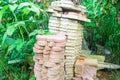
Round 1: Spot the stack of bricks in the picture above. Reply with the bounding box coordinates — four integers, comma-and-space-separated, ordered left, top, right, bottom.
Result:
33, 33, 66, 80
74, 65, 97, 80
47, 0, 90, 80
73, 57, 97, 80
60, 18, 83, 80
49, 16, 60, 33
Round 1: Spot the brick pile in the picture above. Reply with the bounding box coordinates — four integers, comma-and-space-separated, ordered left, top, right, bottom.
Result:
74, 57, 97, 80
33, 34, 66, 80
47, 0, 90, 79
49, 17, 84, 80
61, 18, 83, 80
74, 65, 97, 80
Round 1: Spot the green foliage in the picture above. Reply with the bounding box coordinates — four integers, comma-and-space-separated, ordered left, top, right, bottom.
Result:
29, 75, 36, 80
81, 0, 120, 64
108, 71, 120, 80
0, 0, 50, 80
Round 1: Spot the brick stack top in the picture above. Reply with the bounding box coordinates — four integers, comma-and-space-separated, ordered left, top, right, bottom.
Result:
47, 0, 90, 22
33, 33, 66, 80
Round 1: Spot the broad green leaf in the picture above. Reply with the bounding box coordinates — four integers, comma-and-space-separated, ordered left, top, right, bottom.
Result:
0, 10, 3, 22
2, 21, 25, 45
7, 39, 24, 52
2, 36, 14, 49
15, 21, 25, 27
22, 7, 30, 15
0, 5, 8, 22
29, 30, 39, 37
15, 39, 24, 51
6, 21, 25, 36
30, 3, 40, 16
6, 24, 16, 36
2, 32, 7, 45
18, 2, 30, 9
7, 42, 16, 52
29, 30, 45, 37
9, 4, 18, 12
0, 23, 4, 29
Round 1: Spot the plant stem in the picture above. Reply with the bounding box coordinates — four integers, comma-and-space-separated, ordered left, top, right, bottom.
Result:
18, 26, 25, 41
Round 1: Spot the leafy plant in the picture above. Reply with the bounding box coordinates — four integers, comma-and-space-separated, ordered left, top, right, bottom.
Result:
0, 0, 50, 80
81, 0, 120, 64
108, 71, 120, 80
